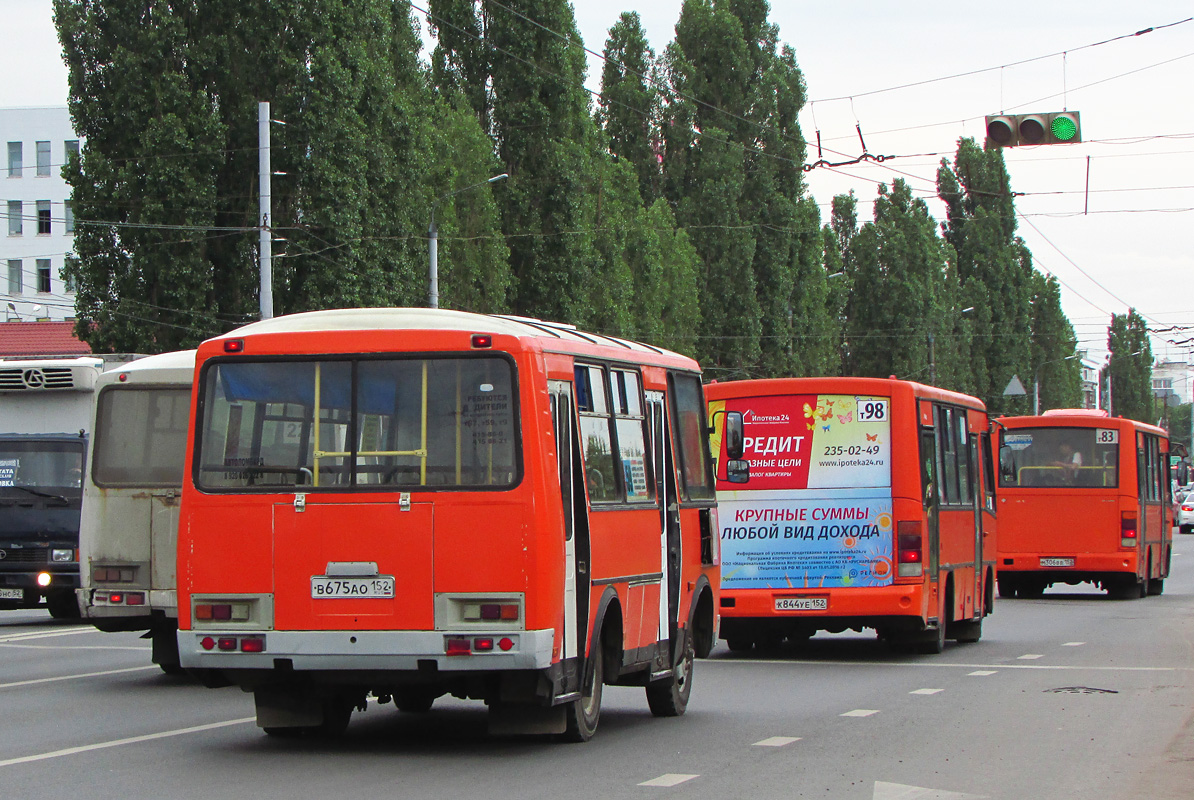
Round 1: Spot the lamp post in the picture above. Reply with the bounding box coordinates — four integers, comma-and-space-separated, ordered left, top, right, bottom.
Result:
429, 173, 508, 309
1034, 353, 1077, 415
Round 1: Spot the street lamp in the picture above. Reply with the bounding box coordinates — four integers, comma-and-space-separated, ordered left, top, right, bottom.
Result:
428, 173, 508, 309
1034, 354, 1077, 415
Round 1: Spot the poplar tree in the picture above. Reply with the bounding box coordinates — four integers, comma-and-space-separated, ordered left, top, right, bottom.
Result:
598, 12, 662, 205
1106, 309, 1154, 422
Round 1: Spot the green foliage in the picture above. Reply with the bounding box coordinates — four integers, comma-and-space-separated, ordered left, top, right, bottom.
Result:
598, 12, 662, 205
1106, 309, 1153, 422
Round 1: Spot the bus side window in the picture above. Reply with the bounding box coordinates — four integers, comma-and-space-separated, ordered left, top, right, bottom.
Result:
576, 365, 619, 503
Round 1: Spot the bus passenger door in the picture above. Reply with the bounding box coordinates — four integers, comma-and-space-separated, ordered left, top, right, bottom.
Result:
647, 391, 679, 663
549, 382, 588, 669
919, 427, 941, 597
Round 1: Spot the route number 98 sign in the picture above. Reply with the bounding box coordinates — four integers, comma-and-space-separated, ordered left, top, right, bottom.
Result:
857, 398, 888, 422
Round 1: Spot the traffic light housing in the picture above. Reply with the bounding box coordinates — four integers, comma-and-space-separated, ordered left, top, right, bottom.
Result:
985, 111, 1081, 147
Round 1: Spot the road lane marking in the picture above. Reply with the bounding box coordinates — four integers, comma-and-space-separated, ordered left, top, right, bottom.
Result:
1018, 654, 1044, 660
706, 659, 1187, 672
639, 774, 698, 787
1061, 642, 1085, 646
753, 736, 802, 747
841, 709, 880, 717
910, 688, 943, 695
873, 781, 987, 799
0, 717, 255, 768
0, 628, 96, 644
968, 670, 997, 676
0, 644, 150, 651
0, 665, 158, 690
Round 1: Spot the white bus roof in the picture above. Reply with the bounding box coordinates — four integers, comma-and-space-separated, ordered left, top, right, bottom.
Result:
98, 350, 196, 387
213, 308, 681, 359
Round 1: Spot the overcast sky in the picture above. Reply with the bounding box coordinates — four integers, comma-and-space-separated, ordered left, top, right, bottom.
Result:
3, 1, 1191, 368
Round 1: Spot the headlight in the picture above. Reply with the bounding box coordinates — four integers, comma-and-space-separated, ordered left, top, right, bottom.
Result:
51, 549, 75, 563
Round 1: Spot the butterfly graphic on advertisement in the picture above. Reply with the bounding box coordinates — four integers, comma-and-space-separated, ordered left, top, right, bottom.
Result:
837, 412, 853, 424
822, 424, 831, 432
865, 433, 880, 442
807, 422, 816, 431
803, 402, 817, 419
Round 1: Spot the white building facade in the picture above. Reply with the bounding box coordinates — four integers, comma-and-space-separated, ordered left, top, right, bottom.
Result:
2, 106, 78, 322
1152, 359, 1192, 406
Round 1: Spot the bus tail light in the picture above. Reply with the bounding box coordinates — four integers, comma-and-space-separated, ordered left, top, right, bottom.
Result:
198, 635, 266, 653
194, 602, 250, 622
471, 334, 492, 349
896, 520, 923, 580
1121, 514, 1138, 548
462, 602, 521, 622
446, 637, 472, 656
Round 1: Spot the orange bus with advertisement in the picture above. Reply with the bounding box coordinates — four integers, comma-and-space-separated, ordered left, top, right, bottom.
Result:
995, 410, 1171, 599
706, 378, 995, 653
176, 309, 723, 740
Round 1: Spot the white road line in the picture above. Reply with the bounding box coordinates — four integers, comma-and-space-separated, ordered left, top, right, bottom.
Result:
0, 644, 150, 651
753, 736, 802, 747
706, 659, 1186, 672
841, 709, 880, 717
909, 688, 943, 695
0, 718, 255, 768
0, 665, 158, 690
1061, 642, 1085, 646
968, 670, 997, 676
639, 774, 699, 787
1018, 654, 1044, 660
0, 628, 96, 644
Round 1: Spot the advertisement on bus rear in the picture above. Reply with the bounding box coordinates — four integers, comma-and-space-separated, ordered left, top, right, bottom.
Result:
711, 394, 894, 589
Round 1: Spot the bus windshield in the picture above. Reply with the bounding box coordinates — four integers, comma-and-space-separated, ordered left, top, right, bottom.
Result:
999, 426, 1118, 488
196, 356, 518, 491
93, 388, 191, 487
0, 440, 85, 496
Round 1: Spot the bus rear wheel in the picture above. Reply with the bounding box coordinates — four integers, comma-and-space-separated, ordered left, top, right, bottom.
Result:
1147, 577, 1165, 596
1108, 576, 1144, 600
725, 637, 754, 653
646, 633, 693, 717
394, 688, 436, 713
996, 576, 1019, 598
949, 616, 983, 643
561, 641, 604, 742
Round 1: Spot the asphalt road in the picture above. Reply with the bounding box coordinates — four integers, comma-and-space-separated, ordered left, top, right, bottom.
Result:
3, 546, 1193, 800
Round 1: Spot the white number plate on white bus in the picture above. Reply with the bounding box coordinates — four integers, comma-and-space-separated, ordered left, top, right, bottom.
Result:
774, 597, 827, 611
0, 588, 22, 600
1039, 557, 1075, 568
311, 576, 395, 599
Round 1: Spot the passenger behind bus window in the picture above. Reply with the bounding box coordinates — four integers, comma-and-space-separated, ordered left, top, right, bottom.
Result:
1052, 442, 1083, 484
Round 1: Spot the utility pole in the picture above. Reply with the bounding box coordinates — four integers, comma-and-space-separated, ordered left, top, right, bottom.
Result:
258, 101, 273, 320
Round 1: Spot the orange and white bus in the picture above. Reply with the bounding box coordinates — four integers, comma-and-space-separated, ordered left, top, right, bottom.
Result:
706, 378, 995, 654
995, 409, 1171, 599
177, 309, 723, 740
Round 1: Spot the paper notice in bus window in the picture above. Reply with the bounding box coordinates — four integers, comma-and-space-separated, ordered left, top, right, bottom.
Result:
0, 459, 16, 487
718, 394, 891, 490
718, 491, 894, 589
1004, 433, 1033, 451
623, 456, 649, 500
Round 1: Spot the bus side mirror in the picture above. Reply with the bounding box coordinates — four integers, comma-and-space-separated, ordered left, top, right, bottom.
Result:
725, 411, 745, 460
999, 446, 1017, 483
726, 459, 750, 484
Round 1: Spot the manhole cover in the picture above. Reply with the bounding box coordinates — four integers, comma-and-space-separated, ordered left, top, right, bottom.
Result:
1045, 686, 1118, 694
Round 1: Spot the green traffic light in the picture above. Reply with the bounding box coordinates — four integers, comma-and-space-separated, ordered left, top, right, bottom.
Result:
1051, 115, 1078, 141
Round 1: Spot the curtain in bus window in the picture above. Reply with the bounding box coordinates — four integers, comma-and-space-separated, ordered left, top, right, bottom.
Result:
955, 411, 973, 504
612, 368, 652, 502
999, 427, 1118, 488
936, 407, 959, 504
93, 388, 190, 486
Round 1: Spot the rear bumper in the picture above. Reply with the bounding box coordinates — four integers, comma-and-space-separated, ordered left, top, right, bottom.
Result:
1000, 552, 1138, 574
721, 583, 928, 629
80, 587, 176, 627
178, 628, 556, 672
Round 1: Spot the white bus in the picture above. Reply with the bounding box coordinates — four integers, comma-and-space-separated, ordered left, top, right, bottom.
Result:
0, 356, 103, 618
79, 351, 194, 670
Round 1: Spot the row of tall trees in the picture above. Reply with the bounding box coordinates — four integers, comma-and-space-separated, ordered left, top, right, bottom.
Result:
56, 0, 1117, 416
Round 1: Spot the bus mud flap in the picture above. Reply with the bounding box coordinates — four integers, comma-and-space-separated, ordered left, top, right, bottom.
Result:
488, 702, 567, 735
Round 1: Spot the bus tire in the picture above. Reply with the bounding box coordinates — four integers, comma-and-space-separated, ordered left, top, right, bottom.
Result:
46, 590, 80, 620
1018, 580, 1045, 599
1147, 577, 1165, 596
646, 631, 694, 718
1108, 577, 1142, 600
561, 637, 604, 742
996, 576, 1019, 598
725, 637, 754, 653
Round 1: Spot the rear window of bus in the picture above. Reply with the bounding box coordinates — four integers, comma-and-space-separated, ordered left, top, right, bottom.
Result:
195, 355, 519, 491
93, 387, 191, 487
999, 426, 1118, 489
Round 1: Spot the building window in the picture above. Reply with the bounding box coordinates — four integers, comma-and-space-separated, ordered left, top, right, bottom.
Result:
65, 140, 79, 164
7, 259, 21, 294
7, 200, 20, 236
6, 142, 20, 177
36, 259, 51, 293
36, 141, 51, 177
64, 200, 74, 234
37, 201, 51, 235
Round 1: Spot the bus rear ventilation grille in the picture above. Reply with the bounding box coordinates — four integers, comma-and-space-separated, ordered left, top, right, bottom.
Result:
1044, 686, 1118, 694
